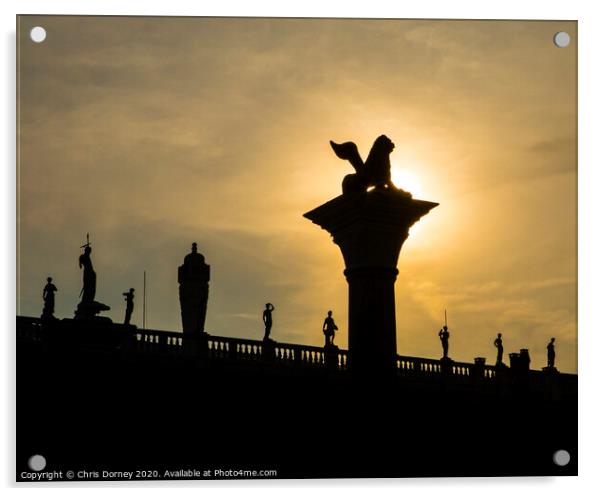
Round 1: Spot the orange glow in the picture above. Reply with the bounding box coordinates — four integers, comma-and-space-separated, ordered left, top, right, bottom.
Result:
391, 166, 424, 199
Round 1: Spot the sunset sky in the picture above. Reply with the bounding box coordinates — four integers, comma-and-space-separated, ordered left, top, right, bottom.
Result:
17, 17, 577, 371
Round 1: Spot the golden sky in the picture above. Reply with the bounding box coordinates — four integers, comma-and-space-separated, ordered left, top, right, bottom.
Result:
17, 17, 577, 371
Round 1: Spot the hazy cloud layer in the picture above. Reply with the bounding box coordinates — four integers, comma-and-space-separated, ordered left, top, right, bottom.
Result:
17, 17, 576, 371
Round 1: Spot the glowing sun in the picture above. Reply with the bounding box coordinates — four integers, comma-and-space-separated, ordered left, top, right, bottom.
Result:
391, 167, 423, 198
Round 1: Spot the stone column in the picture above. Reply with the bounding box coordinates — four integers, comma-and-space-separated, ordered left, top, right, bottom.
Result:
304, 189, 438, 378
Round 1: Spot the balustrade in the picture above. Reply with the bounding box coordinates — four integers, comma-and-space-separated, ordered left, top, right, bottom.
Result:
12, 316, 536, 382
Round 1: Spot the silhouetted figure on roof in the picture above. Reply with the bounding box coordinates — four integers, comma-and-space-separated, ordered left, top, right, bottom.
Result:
547, 338, 556, 368
263, 303, 275, 341
79, 245, 96, 303
178, 242, 210, 334
123, 288, 135, 326
330, 135, 411, 195
438, 325, 450, 359
494, 333, 504, 366
41, 277, 57, 319
322, 310, 338, 347
75, 235, 111, 319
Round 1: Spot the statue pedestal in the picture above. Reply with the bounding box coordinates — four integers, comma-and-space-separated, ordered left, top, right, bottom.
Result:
440, 356, 454, 374
324, 343, 340, 371
74, 300, 111, 319
304, 189, 438, 378
262, 338, 276, 363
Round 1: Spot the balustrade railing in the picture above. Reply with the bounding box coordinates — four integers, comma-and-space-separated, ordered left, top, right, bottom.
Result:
13, 316, 529, 381
128, 326, 347, 370
396, 354, 497, 380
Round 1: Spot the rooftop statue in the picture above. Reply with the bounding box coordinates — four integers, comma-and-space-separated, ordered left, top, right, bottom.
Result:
122, 288, 135, 326
330, 134, 411, 195
322, 310, 338, 348
178, 242, 210, 334
74, 233, 110, 319
262, 303, 275, 342
41, 277, 57, 320
79, 244, 96, 303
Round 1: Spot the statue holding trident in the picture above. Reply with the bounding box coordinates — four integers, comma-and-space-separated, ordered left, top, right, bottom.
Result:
438, 309, 451, 360
79, 233, 96, 303
75, 233, 110, 319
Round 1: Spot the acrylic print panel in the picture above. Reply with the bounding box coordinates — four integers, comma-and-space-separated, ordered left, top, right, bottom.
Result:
16, 16, 577, 480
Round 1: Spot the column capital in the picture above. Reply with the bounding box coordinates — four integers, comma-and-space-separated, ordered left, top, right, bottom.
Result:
304, 189, 438, 270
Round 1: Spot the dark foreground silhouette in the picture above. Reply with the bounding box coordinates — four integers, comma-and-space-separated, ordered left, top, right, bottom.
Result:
17, 317, 577, 480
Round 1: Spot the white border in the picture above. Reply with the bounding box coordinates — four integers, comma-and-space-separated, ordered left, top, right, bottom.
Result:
3, 1, 601, 494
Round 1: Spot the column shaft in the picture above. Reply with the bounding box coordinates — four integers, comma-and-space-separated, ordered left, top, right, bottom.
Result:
345, 267, 398, 376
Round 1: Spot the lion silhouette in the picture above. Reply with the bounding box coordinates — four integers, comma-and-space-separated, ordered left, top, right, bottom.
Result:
330, 135, 399, 194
